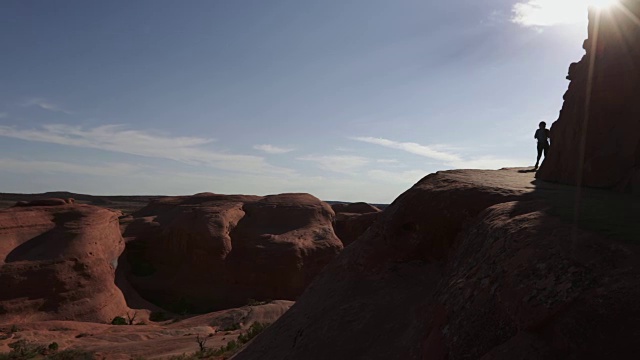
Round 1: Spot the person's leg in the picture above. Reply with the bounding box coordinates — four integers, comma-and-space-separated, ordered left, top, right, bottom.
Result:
535, 143, 543, 168
543, 142, 549, 159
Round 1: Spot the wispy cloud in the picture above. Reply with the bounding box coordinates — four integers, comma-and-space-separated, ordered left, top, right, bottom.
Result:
352, 137, 462, 163
0, 124, 294, 175
353, 136, 527, 169
22, 98, 73, 114
253, 144, 294, 154
297, 155, 370, 174
512, 0, 589, 27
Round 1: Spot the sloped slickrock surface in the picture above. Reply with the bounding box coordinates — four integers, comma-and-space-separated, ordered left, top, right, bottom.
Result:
234, 169, 640, 360
537, 0, 640, 191
0, 200, 129, 323
123, 193, 343, 313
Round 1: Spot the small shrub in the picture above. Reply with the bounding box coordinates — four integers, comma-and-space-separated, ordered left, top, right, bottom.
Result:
9, 325, 19, 333
222, 323, 241, 331
126, 311, 138, 325
7, 340, 46, 358
237, 322, 270, 346
167, 354, 189, 360
46, 349, 96, 360
246, 299, 271, 307
49, 342, 59, 351
149, 311, 167, 322
225, 340, 238, 352
111, 316, 127, 325
195, 334, 207, 352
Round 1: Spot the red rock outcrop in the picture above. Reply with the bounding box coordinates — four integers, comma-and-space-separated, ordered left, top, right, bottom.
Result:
333, 212, 380, 246
0, 200, 129, 323
122, 193, 343, 313
331, 202, 382, 247
537, 0, 640, 192
234, 169, 640, 360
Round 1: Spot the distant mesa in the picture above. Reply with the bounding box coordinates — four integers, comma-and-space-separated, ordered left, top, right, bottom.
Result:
12, 198, 74, 207
331, 202, 381, 215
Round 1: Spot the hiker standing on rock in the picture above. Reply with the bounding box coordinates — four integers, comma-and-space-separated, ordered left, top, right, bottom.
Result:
534, 121, 550, 170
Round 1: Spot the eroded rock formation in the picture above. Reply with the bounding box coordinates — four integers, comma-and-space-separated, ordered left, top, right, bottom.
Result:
537, 0, 640, 192
122, 193, 343, 312
234, 169, 640, 360
0, 200, 129, 323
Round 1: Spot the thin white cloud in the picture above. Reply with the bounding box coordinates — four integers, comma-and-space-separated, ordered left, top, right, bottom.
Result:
352, 137, 462, 163
297, 155, 370, 174
253, 144, 294, 154
512, 0, 590, 27
0, 124, 294, 175
22, 98, 73, 114
353, 136, 528, 169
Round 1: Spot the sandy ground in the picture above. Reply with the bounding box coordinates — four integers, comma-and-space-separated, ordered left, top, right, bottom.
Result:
0, 300, 293, 359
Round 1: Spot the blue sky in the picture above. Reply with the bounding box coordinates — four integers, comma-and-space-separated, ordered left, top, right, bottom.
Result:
0, 0, 596, 202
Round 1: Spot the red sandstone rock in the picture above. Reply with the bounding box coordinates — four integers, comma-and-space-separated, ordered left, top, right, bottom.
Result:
331, 202, 381, 215
123, 193, 343, 312
0, 202, 129, 323
331, 202, 382, 246
333, 212, 380, 246
234, 169, 640, 360
537, 0, 640, 192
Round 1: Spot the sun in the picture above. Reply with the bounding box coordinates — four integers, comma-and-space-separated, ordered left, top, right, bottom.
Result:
587, 0, 618, 9
513, 0, 620, 27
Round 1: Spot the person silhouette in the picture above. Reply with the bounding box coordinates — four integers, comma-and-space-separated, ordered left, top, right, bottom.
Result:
534, 121, 550, 170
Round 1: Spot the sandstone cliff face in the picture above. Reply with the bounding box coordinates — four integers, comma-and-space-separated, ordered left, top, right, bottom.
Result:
537, 0, 640, 191
0, 201, 129, 323
122, 193, 343, 313
234, 169, 640, 360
